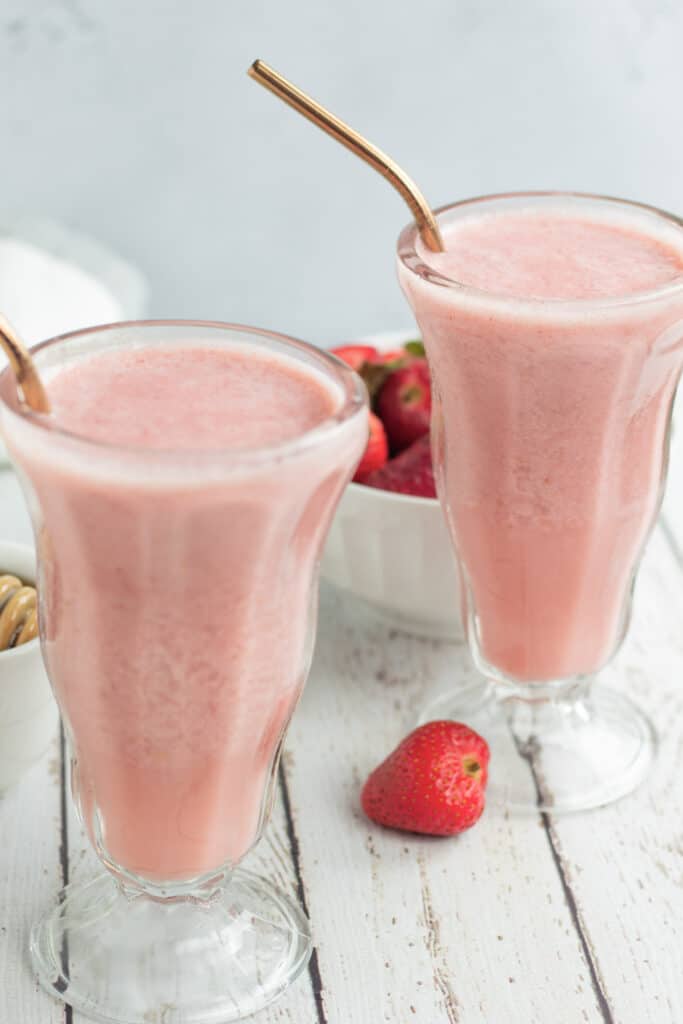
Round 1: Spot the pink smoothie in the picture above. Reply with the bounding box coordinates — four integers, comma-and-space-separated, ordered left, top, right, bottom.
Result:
2, 338, 365, 881
399, 199, 683, 681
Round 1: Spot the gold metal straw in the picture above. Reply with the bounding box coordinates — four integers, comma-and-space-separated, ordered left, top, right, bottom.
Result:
0, 315, 50, 413
248, 59, 445, 253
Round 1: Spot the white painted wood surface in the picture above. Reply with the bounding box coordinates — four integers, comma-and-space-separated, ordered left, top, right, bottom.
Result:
1, 423, 682, 1023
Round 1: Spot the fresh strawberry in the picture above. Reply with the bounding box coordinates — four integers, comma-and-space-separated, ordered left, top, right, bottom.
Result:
376, 358, 431, 452
361, 721, 490, 836
363, 434, 436, 498
331, 344, 379, 371
353, 412, 389, 483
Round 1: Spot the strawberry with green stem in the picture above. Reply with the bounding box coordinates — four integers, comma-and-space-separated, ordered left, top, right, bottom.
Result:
362, 721, 490, 836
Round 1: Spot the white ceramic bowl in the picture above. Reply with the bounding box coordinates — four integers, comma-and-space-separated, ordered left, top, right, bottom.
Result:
0, 542, 58, 793
321, 332, 462, 640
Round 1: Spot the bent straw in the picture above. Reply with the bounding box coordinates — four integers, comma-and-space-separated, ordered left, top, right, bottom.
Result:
248, 60, 444, 253
0, 316, 50, 413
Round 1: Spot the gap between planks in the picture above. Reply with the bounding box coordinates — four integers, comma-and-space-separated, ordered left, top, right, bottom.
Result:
524, 755, 615, 1024
285, 588, 610, 1024
278, 761, 328, 1024
57, 723, 73, 1024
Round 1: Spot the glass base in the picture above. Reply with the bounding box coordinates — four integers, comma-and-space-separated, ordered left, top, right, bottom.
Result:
419, 680, 656, 814
30, 868, 312, 1023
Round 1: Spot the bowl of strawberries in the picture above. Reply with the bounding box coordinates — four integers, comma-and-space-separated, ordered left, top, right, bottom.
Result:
322, 332, 462, 640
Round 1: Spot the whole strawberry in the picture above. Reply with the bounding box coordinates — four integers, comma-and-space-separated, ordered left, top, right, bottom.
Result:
331, 344, 379, 371
363, 434, 436, 498
353, 412, 389, 483
376, 358, 431, 453
361, 721, 489, 836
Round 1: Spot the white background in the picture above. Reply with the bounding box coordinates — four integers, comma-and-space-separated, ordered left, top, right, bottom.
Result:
0, 0, 682, 341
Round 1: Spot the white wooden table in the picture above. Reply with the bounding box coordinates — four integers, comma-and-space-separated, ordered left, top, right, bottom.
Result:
1, 418, 682, 1024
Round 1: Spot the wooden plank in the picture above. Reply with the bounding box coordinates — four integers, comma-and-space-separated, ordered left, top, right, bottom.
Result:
0, 734, 64, 1024
549, 526, 683, 1024
285, 585, 605, 1024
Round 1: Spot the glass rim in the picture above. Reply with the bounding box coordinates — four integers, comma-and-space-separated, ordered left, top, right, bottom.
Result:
397, 190, 683, 311
0, 319, 367, 463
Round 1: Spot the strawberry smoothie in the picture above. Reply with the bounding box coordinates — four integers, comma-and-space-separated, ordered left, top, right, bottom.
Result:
399, 195, 683, 682
1, 325, 366, 882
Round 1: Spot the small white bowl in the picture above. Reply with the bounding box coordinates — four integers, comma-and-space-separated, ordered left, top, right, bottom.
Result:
321, 332, 462, 640
0, 542, 58, 793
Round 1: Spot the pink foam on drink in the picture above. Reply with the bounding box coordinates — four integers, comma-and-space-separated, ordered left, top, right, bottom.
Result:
425, 210, 683, 299
48, 346, 337, 449
10, 343, 363, 881
400, 204, 683, 681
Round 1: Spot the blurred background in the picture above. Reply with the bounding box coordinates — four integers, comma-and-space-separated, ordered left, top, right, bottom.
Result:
0, 0, 682, 343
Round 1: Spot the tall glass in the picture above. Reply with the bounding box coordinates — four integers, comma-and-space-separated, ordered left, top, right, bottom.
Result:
0, 321, 367, 1022
398, 193, 683, 813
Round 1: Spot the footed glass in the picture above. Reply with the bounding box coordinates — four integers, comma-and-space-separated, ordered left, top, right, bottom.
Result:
0, 321, 367, 1022
398, 193, 683, 813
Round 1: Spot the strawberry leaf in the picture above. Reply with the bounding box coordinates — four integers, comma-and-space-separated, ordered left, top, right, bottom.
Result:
403, 339, 425, 358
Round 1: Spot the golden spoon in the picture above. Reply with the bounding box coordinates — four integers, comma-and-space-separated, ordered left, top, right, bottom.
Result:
0, 315, 50, 413
248, 59, 444, 254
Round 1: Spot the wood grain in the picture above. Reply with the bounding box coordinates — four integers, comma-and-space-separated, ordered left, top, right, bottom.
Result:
549, 528, 683, 1024
284, 587, 608, 1024
0, 735, 64, 1024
